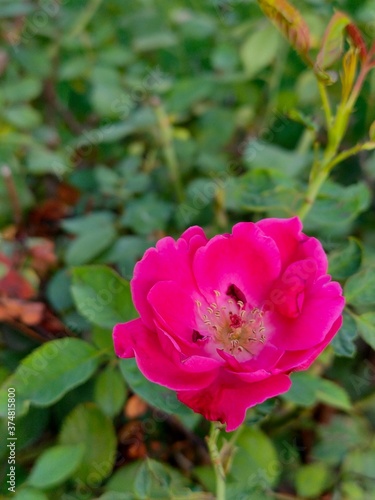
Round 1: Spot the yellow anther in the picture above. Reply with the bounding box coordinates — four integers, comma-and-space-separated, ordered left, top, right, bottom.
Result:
210, 302, 217, 309
237, 300, 244, 308
214, 290, 221, 297
207, 307, 214, 314
195, 300, 202, 307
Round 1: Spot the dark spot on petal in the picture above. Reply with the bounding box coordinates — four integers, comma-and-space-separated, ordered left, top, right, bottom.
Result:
226, 284, 247, 305
192, 330, 205, 342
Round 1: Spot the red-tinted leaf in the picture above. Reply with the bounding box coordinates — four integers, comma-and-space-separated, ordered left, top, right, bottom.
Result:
0, 297, 44, 325
29, 240, 58, 275
316, 11, 351, 71
258, 0, 311, 58
0, 254, 35, 300
346, 23, 368, 62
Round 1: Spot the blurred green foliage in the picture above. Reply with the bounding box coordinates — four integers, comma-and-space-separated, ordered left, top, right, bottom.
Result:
1, 0, 375, 498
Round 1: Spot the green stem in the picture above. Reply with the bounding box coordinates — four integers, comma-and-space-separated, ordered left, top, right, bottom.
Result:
65, 0, 104, 39
326, 141, 375, 171
153, 101, 184, 203
297, 168, 328, 221
208, 423, 226, 500
318, 81, 333, 129
297, 97, 355, 220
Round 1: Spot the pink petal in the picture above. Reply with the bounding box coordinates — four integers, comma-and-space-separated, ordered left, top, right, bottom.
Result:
269, 277, 345, 350
256, 217, 328, 275
270, 258, 318, 319
114, 318, 221, 391
177, 373, 291, 431
131, 236, 197, 329
275, 316, 343, 372
181, 225, 208, 248
295, 237, 328, 276
256, 217, 302, 267
147, 280, 202, 347
193, 222, 281, 305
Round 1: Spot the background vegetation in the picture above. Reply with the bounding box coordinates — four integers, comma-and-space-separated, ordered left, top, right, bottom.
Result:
1, 0, 375, 498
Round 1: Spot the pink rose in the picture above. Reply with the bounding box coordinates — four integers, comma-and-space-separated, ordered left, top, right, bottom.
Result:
113, 218, 344, 431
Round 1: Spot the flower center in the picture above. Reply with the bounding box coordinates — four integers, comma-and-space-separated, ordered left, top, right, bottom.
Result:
193, 285, 267, 358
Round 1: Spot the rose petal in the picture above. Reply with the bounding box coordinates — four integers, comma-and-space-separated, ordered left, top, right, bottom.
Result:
147, 280, 203, 348
177, 373, 291, 431
256, 217, 328, 275
275, 316, 343, 372
193, 222, 281, 305
269, 277, 345, 350
131, 236, 198, 329
114, 319, 221, 391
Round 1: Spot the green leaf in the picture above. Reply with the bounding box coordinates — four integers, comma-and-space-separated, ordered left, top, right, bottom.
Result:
244, 140, 310, 177
0, 338, 100, 416
65, 224, 117, 266
305, 181, 371, 237
13, 489, 48, 500
316, 379, 351, 411
312, 415, 367, 466
26, 146, 72, 176
119, 359, 195, 419
120, 195, 173, 236
345, 267, 375, 309
98, 236, 151, 279
46, 268, 74, 313
3, 77, 42, 103
133, 458, 191, 498
283, 373, 351, 410
258, 0, 311, 57
282, 371, 319, 407
328, 238, 362, 281
232, 427, 280, 488
14, 407, 49, 452
331, 310, 358, 357
240, 25, 280, 78
344, 449, 375, 479
354, 313, 375, 350
106, 461, 143, 494
224, 169, 300, 215
59, 403, 116, 484
71, 265, 137, 328
166, 78, 215, 114
61, 211, 115, 235
94, 366, 127, 417
4, 105, 42, 129
315, 11, 351, 71
295, 463, 330, 498
27, 444, 85, 489
72, 107, 157, 146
